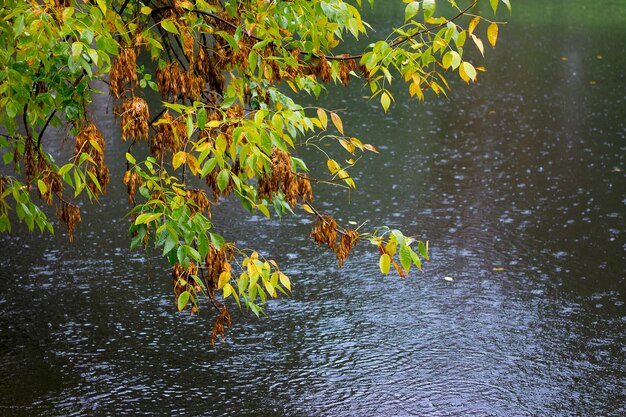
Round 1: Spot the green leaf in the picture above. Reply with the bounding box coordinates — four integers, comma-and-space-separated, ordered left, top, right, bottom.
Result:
37, 180, 48, 196
6, 101, 17, 118
404, 1, 420, 22
197, 108, 207, 130
399, 244, 412, 273
71, 42, 83, 59
186, 114, 194, 139
257, 204, 270, 218
410, 249, 422, 271
418, 241, 429, 260
163, 235, 177, 255
197, 232, 209, 259
161, 19, 179, 34
177, 291, 191, 311
187, 246, 201, 263
217, 169, 229, 192
379, 253, 391, 275
442, 51, 461, 70
490, 0, 498, 13
423, 0, 436, 20
210, 232, 225, 250
177, 245, 186, 265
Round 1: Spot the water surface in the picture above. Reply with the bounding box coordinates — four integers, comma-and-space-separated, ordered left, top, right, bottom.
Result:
1, 1, 624, 416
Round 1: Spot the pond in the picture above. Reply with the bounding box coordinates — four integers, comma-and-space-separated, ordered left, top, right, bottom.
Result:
1, 1, 624, 416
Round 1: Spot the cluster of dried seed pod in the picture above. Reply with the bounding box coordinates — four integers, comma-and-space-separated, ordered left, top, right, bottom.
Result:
338, 58, 357, 86
23, 139, 36, 190
123, 170, 142, 205
74, 123, 110, 195
172, 261, 199, 303
257, 148, 312, 206
211, 306, 231, 346
205, 245, 233, 294
187, 188, 211, 218
36, 167, 62, 205
317, 55, 332, 83
358, 63, 370, 81
284, 48, 302, 79
57, 201, 81, 241
262, 45, 281, 82
156, 63, 202, 102
120, 97, 149, 141
151, 111, 186, 161
311, 215, 359, 267
109, 48, 138, 99
336, 229, 358, 267
311, 214, 338, 250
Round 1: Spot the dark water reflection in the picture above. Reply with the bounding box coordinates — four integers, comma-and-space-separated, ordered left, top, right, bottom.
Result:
1, 1, 625, 416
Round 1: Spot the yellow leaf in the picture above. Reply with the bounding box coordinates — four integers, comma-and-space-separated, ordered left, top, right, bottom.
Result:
264, 280, 277, 298
317, 108, 328, 129
257, 203, 270, 218
279, 272, 291, 291
186, 154, 200, 175
207, 120, 221, 128
330, 112, 344, 135
471, 34, 484, 56
338, 138, 355, 154
218, 271, 231, 289
223, 283, 233, 298
459, 61, 477, 83
327, 158, 340, 174
172, 151, 187, 169
363, 143, 379, 153
487, 22, 498, 47
302, 203, 315, 214
380, 91, 391, 112
468, 16, 480, 35
379, 253, 391, 274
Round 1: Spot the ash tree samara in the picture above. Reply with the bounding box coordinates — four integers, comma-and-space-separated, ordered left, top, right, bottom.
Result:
0, 0, 510, 343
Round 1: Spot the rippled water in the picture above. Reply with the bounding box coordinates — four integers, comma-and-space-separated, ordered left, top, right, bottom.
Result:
1, 1, 625, 416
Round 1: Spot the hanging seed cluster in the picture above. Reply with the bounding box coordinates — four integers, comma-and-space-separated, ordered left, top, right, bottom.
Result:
258, 148, 312, 206
172, 261, 198, 303
358, 63, 371, 81
338, 58, 357, 86
204, 245, 232, 293
120, 97, 149, 141
74, 123, 109, 194
311, 215, 359, 267
311, 215, 338, 250
22, 139, 64, 205
187, 188, 211, 218
123, 170, 142, 205
151, 111, 186, 161
37, 167, 62, 205
211, 306, 231, 346
284, 48, 302, 79
57, 201, 81, 241
109, 48, 138, 99
336, 229, 358, 267
156, 63, 202, 102
23, 139, 35, 190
